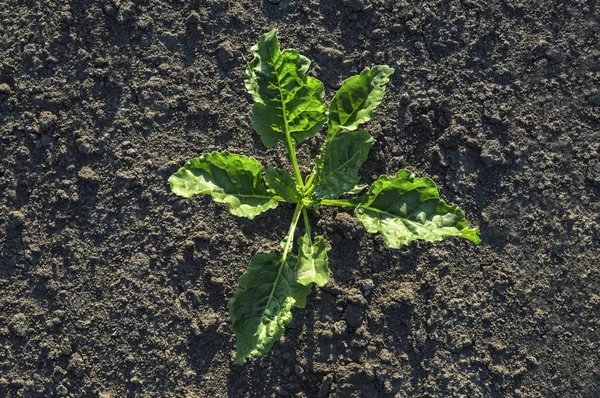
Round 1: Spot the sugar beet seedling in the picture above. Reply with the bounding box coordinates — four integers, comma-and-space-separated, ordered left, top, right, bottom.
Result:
169, 30, 480, 363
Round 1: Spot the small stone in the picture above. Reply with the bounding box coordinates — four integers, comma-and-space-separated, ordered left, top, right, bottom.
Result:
161, 32, 179, 51
294, 365, 304, 377
187, 10, 200, 25
372, 29, 384, 40
361, 279, 374, 296
94, 57, 108, 67
319, 374, 334, 398
76, 137, 94, 154
346, 304, 364, 327
495, 280, 509, 296
8, 211, 25, 228
75, 319, 91, 330
586, 159, 600, 187
9, 313, 28, 337
343, 0, 367, 11
38, 111, 57, 133
480, 139, 509, 168
588, 94, 600, 107
46, 317, 62, 330
68, 353, 86, 377
390, 24, 404, 33
116, 2, 134, 25
56, 384, 68, 396
419, 114, 432, 131
0, 83, 11, 95
136, 15, 153, 31
399, 93, 411, 105
158, 63, 171, 75
217, 41, 236, 70
78, 166, 100, 183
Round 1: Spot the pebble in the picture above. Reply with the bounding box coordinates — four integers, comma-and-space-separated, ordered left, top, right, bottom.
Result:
391, 23, 404, 33
187, 10, 200, 25
0, 83, 11, 95
480, 139, 508, 168
400, 93, 411, 105
343, 0, 367, 11
56, 384, 68, 396
8, 211, 25, 228
8, 313, 28, 337
217, 41, 236, 70
361, 279, 374, 296
77, 138, 93, 155
77, 166, 100, 183
318, 374, 334, 398
68, 353, 86, 377
419, 114, 433, 131
161, 32, 179, 51
586, 159, 600, 187
345, 303, 364, 327
38, 111, 57, 133
93, 57, 108, 67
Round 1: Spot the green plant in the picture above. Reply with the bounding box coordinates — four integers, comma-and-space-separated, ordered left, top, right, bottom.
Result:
168, 29, 480, 364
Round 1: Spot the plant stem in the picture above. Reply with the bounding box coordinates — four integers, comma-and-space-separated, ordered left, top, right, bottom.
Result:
302, 208, 311, 237
305, 169, 317, 189
320, 198, 358, 209
281, 202, 304, 260
284, 134, 305, 189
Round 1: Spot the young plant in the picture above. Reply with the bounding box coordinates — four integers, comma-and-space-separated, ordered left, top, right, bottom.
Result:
169, 30, 480, 363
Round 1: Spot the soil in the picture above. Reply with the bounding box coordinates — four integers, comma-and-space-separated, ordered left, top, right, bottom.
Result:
1, 0, 599, 397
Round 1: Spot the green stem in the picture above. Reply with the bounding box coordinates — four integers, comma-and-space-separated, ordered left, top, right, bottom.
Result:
281, 202, 304, 260
302, 208, 311, 237
320, 198, 358, 209
303, 183, 315, 197
305, 169, 317, 189
284, 134, 305, 189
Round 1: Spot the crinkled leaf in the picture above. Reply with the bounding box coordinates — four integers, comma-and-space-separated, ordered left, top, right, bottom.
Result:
168, 152, 278, 219
229, 253, 311, 364
313, 130, 375, 200
246, 29, 326, 148
327, 65, 394, 140
265, 167, 299, 203
355, 170, 481, 248
344, 184, 368, 196
296, 233, 330, 287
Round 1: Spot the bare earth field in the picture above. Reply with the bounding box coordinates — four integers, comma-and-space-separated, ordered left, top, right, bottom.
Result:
1, 0, 599, 397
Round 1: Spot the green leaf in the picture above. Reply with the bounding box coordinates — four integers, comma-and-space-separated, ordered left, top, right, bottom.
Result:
229, 252, 311, 364
246, 29, 327, 148
327, 65, 394, 140
168, 152, 278, 219
355, 170, 481, 248
313, 130, 375, 200
296, 233, 330, 287
265, 167, 299, 203
343, 184, 368, 196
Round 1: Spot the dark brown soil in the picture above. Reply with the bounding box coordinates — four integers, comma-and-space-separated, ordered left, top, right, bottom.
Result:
1, 0, 599, 397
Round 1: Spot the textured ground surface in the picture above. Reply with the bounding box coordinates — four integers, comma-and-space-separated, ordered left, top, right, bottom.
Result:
1, 0, 599, 397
